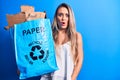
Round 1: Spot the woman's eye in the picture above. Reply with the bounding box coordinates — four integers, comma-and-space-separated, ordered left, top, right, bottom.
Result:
58, 13, 63, 17
57, 13, 69, 18
66, 14, 69, 17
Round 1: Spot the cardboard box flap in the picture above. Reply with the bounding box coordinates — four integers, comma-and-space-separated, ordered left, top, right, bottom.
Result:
27, 12, 46, 20
21, 5, 34, 18
6, 12, 26, 27
4, 12, 26, 30
21, 5, 34, 13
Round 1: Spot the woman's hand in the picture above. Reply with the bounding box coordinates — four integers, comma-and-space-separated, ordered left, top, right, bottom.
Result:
17, 69, 20, 76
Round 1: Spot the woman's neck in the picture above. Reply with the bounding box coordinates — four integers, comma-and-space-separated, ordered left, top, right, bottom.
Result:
56, 30, 69, 45
59, 29, 66, 34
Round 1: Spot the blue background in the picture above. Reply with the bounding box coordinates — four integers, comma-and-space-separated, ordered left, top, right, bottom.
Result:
0, 0, 120, 80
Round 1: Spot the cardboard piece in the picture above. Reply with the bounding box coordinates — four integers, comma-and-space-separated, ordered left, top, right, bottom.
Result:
5, 5, 46, 30
21, 5, 34, 13
21, 5, 34, 18
27, 12, 46, 20
5, 12, 26, 30
6, 13, 26, 27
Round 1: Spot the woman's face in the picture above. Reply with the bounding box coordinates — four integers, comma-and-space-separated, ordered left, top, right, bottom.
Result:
57, 7, 69, 30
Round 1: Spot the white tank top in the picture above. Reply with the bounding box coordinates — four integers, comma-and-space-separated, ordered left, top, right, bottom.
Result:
52, 41, 74, 80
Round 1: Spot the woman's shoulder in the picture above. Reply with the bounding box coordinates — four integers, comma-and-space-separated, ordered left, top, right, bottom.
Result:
75, 32, 82, 44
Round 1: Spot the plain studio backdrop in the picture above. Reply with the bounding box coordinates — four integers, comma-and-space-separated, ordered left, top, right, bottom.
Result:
0, 0, 120, 80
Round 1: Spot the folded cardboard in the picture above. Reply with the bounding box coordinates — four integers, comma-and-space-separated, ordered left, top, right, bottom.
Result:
21, 5, 34, 13
27, 12, 46, 20
5, 5, 46, 30
21, 5, 34, 18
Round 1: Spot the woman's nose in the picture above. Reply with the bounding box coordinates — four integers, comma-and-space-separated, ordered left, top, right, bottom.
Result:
62, 15, 66, 20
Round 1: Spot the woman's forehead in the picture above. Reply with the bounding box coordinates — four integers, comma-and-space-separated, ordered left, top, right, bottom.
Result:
57, 7, 68, 13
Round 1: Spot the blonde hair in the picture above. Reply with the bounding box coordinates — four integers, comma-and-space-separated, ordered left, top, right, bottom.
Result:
52, 3, 77, 63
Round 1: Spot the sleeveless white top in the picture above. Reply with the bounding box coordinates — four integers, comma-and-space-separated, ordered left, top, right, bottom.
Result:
52, 41, 74, 79
40, 42, 74, 80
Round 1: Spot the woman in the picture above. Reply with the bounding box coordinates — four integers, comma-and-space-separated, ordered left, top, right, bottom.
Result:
41, 3, 83, 80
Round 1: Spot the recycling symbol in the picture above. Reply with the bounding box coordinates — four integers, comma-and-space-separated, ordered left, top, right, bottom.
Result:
30, 45, 45, 60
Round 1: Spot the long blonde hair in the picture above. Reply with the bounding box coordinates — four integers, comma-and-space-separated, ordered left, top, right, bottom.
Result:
52, 3, 77, 63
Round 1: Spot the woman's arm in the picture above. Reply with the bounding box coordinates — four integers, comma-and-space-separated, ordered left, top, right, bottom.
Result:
71, 32, 83, 80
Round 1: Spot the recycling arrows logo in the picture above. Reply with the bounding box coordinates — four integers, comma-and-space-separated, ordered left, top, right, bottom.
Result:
25, 41, 49, 64
30, 45, 45, 60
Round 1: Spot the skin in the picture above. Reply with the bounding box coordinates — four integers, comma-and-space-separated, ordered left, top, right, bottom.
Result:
56, 7, 69, 44
71, 32, 83, 80
56, 7, 83, 80
57, 7, 69, 30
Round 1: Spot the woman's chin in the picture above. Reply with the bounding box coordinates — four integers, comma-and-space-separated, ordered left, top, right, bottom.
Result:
59, 27, 67, 30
